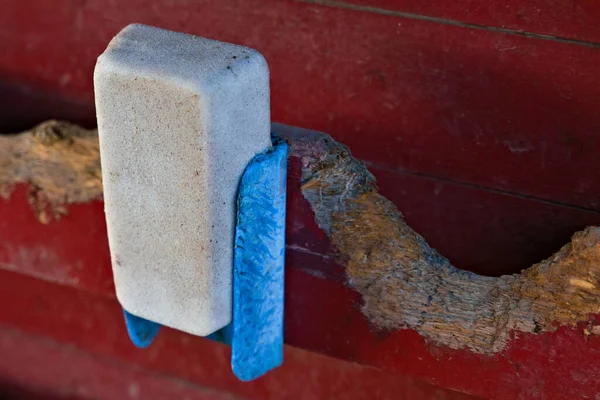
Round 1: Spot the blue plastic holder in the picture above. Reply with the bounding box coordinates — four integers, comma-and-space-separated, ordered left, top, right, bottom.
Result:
123, 309, 161, 348
121, 139, 288, 381
231, 139, 287, 381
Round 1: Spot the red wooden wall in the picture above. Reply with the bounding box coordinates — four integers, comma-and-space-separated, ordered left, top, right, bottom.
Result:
1, 1, 600, 399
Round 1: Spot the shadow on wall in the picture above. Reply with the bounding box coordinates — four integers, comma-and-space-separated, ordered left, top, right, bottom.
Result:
0, 75, 96, 134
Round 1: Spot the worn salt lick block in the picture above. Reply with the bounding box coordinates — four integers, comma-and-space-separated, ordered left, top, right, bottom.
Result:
94, 24, 271, 336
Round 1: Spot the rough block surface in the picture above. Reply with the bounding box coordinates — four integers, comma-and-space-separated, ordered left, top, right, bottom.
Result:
94, 24, 271, 336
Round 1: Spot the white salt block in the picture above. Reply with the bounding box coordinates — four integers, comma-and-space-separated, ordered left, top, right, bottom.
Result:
94, 24, 271, 336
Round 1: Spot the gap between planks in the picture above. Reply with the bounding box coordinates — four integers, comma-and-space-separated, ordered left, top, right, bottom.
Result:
297, 0, 600, 49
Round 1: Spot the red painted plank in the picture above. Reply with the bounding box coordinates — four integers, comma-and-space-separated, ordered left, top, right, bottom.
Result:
302, 0, 600, 44
2, 152, 600, 398
1, 122, 599, 394
0, 273, 479, 400
372, 167, 600, 276
282, 266, 600, 400
2, 264, 599, 400
4, 146, 600, 291
0, 329, 239, 400
1, 177, 600, 398
287, 156, 600, 278
0, 186, 114, 294
2, 0, 600, 209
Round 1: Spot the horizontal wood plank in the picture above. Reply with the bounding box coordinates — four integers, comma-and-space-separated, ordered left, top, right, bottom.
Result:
0, 259, 598, 400
300, 0, 600, 44
0, 272, 479, 400
2, 0, 600, 209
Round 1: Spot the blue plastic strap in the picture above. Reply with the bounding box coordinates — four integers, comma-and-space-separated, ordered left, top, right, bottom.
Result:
123, 309, 161, 348
231, 140, 288, 381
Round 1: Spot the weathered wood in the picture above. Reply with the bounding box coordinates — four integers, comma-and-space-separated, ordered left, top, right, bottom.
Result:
0, 121, 101, 223
282, 125, 600, 352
